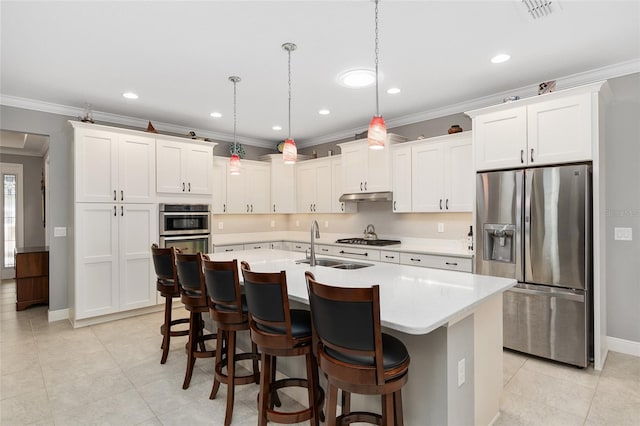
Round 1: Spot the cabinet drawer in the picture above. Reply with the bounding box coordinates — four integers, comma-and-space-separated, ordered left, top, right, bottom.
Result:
244, 243, 268, 250
380, 250, 400, 264
334, 247, 380, 261
400, 252, 472, 272
291, 242, 311, 253
214, 244, 245, 253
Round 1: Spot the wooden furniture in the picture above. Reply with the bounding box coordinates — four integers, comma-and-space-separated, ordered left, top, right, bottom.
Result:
305, 272, 410, 426
151, 244, 189, 364
241, 261, 323, 426
200, 256, 259, 426
175, 253, 216, 389
15, 247, 49, 311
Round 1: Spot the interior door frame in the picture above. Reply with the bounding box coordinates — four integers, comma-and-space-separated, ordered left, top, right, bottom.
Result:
1, 162, 24, 279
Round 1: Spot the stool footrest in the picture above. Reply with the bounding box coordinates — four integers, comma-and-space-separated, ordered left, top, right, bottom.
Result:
339, 411, 382, 426
215, 352, 260, 386
263, 378, 325, 425
160, 318, 190, 337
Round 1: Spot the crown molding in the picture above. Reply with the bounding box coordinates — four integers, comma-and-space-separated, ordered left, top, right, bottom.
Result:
2, 59, 639, 150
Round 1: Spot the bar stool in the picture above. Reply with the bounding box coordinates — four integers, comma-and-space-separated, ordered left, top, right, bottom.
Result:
175, 252, 217, 389
305, 272, 410, 426
241, 261, 324, 426
199, 255, 260, 426
151, 244, 189, 364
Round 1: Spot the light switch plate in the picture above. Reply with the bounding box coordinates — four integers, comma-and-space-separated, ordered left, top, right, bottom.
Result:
54, 227, 67, 237
614, 227, 632, 241
457, 358, 465, 387
218, 222, 223, 230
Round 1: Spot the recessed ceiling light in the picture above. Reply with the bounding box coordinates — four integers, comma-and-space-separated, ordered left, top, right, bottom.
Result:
272, 125, 282, 131
318, 109, 331, 115
210, 112, 222, 118
491, 53, 511, 64
122, 92, 139, 99
337, 69, 376, 88
387, 87, 401, 94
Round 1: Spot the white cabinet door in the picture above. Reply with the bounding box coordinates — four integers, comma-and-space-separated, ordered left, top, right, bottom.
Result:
315, 159, 332, 213
271, 158, 296, 213
392, 145, 412, 212
226, 170, 247, 213
527, 93, 592, 165
366, 146, 392, 192
118, 134, 155, 203
444, 138, 473, 212
246, 163, 271, 213
212, 157, 227, 214
296, 163, 316, 213
75, 203, 119, 319
185, 144, 213, 195
412, 143, 444, 212
340, 143, 368, 194
75, 129, 118, 203
330, 158, 355, 213
156, 139, 186, 193
474, 106, 527, 171
118, 204, 156, 310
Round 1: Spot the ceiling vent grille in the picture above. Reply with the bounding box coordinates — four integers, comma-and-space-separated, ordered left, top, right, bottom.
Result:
522, 0, 559, 19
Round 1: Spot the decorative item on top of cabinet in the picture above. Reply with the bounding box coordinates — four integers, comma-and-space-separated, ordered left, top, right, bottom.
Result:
448, 124, 463, 134
15, 247, 49, 311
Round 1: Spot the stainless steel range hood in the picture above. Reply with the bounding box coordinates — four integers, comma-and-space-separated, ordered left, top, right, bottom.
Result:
339, 192, 393, 202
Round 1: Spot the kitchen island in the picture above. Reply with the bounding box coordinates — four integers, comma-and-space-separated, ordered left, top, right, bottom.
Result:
209, 249, 516, 426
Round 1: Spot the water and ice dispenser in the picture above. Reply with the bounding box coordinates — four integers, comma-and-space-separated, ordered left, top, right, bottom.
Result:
482, 224, 516, 263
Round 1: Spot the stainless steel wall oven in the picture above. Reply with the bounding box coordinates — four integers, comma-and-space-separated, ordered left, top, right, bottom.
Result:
159, 204, 211, 254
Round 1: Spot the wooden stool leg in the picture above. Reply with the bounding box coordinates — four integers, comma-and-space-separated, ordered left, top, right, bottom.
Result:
326, 382, 339, 426
210, 329, 225, 399
305, 353, 319, 426
182, 312, 197, 389
393, 390, 404, 426
224, 329, 237, 426
258, 352, 271, 426
382, 394, 394, 426
160, 296, 172, 364
341, 390, 351, 417
197, 313, 207, 353
251, 341, 260, 384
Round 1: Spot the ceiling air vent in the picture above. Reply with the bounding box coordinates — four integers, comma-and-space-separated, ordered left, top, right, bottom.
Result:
522, 0, 560, 20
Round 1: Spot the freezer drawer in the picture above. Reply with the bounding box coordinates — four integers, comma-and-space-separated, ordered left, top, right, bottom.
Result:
503, 284, 589, 367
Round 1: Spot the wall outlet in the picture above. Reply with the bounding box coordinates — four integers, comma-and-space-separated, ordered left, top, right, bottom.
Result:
54, 227, 67, 237
614, 227, 632, 241
217, 222, 223, 230
457, 358, 465, 387
324, 221, 329, 228
270, 220, 276, 228
296, 220, 300, 227
438, 223, 445, 233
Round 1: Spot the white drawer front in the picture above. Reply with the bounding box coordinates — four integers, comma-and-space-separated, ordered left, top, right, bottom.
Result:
244, 243, 268, 250
214, 244, 245, 253
380, 250, 400, 264
316, 244, 333, 256
333, 247, 380, 261
291, 242, 312, 253
400, 252, 472, 272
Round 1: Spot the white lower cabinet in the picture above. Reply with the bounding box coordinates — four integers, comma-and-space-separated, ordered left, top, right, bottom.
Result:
399, 252, 472, 272
332, 246, 381, 262
290, 242, 312, 253
380, 250, 400, 264
244, 243, 269, 250
213, 244, 245, 253
74, 203, 157, 320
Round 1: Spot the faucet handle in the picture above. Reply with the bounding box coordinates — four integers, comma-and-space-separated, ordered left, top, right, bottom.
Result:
305, 248, 310, 260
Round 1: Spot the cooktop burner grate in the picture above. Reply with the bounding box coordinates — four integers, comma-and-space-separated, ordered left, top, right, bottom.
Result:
335, 238, 401, 246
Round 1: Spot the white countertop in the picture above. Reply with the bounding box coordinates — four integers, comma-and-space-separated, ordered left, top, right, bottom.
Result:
212, 231, 474, 258
208, 249, 515, 336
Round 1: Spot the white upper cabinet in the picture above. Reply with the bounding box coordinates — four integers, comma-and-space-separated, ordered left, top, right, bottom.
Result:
412, 142, 444, 212
331, 157, 356, 214
296, 157, 332, 213
267, 155, 297, 214
225, 159, 271, 214
468, 84, 602, 171
338, 134, 406, 194
212, 157, 227, 214
74, 126, 155, 203
391, 145, 412, 212
156, 139, 213, 195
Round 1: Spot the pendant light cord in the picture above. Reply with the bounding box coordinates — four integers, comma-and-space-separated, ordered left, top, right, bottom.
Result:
233, 79, 237, 153
374, 0, 380, 117
287, 47, 292, 139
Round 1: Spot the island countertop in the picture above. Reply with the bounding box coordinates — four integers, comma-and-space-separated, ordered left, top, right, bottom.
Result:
208, 249, 515, 335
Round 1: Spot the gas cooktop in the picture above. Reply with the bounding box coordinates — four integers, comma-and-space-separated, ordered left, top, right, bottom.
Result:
335, 238, 401, 246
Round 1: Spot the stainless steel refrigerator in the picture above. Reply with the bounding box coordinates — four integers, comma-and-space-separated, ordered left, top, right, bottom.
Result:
475, 164, 592, 367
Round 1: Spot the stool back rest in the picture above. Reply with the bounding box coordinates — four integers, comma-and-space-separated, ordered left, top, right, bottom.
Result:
241, 261, 294, 346
305, 272, 385, 384
176, 253, 208, 305
201, 258, 244, 316
151, 244, 180, 292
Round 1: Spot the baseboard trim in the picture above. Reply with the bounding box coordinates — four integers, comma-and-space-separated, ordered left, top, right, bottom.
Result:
48, 308, 69, 322
607, 336, 640, 357
70, 305, 164, 328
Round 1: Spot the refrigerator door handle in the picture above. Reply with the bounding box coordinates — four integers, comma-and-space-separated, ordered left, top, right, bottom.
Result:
515, 170, 524, 282
524, 170, 533, 282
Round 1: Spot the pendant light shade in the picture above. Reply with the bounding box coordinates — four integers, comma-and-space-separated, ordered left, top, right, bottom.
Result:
367, 0, 387, 150
282, 42, 297, 164
228, 76, 241, 175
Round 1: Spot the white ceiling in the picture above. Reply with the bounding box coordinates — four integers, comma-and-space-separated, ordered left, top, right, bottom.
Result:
1, 1, 639, 149
0, 130, 49, 157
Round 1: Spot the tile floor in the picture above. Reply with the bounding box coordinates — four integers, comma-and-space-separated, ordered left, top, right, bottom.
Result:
1, 279, 639, 425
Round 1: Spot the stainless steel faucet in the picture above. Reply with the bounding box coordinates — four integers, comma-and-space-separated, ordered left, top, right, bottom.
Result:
310, 220, 320, 266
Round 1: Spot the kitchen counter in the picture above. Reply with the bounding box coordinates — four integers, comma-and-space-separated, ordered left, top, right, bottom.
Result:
209, 249, 514, 425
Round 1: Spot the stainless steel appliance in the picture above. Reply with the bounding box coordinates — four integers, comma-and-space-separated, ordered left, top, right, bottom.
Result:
475, 164, 592, 367
159, 204, 211, 254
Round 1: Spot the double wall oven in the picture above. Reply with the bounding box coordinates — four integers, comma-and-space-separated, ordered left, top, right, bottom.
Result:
159, 204, 211, 254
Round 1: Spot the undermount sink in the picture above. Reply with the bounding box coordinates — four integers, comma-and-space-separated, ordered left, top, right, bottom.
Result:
296, 258, 373, 269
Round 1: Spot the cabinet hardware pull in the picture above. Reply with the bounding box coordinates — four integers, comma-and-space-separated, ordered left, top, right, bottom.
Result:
360, 182, 363, 191
341, 203, 344, 212
385, 255, 395, 259
313, 204, 316, 212
321, 248, 329, 252
310, 203, 313, 212
530, 148, 534, 163
120, 190, 123, 201
113, 206, 117, 216
120, 206, 123, 216
364, 182, 367, 191
410, 258, 421, 262
182, 182, 185, 192
254, 246, 260, 249
446, 199, 449, 210
225, 249, 234, 252
445, 262, 458, 266
113, 190, 116, 201
439, 199, 443, 210
251, 204, 253, 213
188, 182, 191, 192
223, 204, 226, 213
520, 150, 524, 164
246, 204, 249, 212
295, 245, 302, 249
339, 250, 368, 257
273, 204, 276, 212
393, 201, 396, 211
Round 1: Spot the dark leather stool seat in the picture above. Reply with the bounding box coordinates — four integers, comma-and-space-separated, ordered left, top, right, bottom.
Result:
151, 244, 189, 364
200, 256, 260, 426
241, 262, 324, 426
306, 272, 410, 426
176, 253, 217, 390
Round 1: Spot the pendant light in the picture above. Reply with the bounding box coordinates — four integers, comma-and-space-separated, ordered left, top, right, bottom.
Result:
282, 42, 297, 164
367, 0, 387, 150
228, 76, 241, 175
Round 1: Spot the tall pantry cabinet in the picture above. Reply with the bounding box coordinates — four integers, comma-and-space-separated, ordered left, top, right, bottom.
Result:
70, 122, 157, 325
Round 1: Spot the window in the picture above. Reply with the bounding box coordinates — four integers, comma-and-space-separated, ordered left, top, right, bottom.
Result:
3, 174, 16, 268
